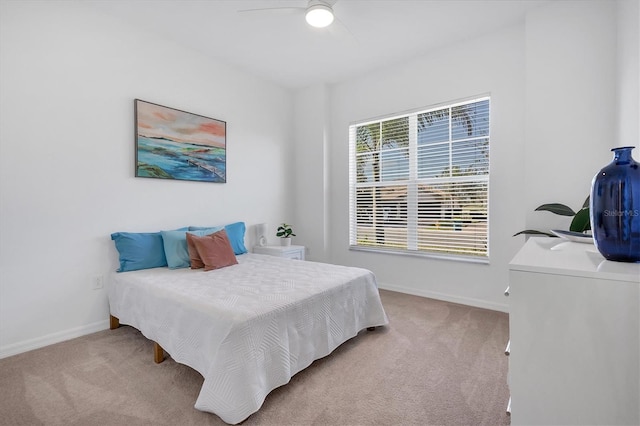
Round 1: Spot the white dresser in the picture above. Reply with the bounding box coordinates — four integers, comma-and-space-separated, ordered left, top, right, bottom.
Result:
508, 237, 640, 425
253, 244, 306, 260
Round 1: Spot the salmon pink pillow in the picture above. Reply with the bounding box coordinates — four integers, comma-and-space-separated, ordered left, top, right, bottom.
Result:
186, 229, 238, 271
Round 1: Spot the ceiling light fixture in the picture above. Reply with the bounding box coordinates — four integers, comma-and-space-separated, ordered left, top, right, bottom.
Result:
305, 1, 334, 28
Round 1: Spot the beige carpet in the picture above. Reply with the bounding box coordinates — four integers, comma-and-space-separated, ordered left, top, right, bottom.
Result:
0, 290, 510, 425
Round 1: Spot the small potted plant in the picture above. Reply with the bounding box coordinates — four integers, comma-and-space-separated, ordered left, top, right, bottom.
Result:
276, 223, 296, 246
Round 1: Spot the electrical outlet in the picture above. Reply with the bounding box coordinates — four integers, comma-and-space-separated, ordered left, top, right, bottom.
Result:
92, 275, 104, 290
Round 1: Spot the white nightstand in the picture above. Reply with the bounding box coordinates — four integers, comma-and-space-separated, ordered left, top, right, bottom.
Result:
253, 245, 305, 260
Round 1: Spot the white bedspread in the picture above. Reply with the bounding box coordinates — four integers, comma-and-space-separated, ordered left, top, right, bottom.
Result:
108, 253, 388, 424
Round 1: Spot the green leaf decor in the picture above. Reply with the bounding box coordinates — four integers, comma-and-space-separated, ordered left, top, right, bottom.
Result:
514, 196, 591, 237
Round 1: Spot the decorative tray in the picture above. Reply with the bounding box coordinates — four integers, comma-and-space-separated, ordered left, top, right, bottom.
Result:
550, 229, 594, 244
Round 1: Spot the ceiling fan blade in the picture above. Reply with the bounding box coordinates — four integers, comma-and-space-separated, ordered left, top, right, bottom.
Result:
237, 6, 305, 14
329, 15, 358, 43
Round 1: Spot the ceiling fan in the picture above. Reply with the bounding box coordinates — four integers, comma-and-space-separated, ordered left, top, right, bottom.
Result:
238, 0, 338, 29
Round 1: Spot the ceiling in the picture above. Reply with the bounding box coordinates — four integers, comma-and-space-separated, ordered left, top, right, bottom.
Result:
87, 0, 548, 90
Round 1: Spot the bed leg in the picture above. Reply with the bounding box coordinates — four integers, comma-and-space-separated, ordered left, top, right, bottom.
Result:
154, 342, 165, 364
367, 327, 376, 331
110, 315, 120, 330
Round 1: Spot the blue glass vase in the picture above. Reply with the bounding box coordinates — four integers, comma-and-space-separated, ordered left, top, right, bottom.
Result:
590, 146, 640, 262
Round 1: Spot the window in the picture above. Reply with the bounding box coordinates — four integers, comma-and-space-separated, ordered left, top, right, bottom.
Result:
348, 97, 490, 261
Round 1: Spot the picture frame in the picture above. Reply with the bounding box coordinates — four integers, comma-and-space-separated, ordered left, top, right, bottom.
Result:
134, 99, 227, 183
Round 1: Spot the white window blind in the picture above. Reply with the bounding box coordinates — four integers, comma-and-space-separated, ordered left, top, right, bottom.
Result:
349, 97, 490, 261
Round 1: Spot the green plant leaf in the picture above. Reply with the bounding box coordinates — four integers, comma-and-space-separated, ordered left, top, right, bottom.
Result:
534, 203, 576, 216
569, 207, 591, 232
513, 229, 557, 237
582, 196, 590, 209
277, 223, 296, 238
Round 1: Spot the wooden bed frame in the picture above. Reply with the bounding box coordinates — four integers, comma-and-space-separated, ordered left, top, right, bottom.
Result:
110, 314, 166, 363
110, 314, 376, 365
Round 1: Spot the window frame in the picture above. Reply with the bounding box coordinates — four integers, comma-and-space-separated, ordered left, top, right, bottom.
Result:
348, 96, 490, 263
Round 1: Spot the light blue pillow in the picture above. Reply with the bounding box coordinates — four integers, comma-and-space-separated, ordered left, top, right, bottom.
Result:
189, 227, 223, 236
189, 222, 247, 255
111, 232, 167, 272
162, 227, 223, 269
161, 230, 190, 269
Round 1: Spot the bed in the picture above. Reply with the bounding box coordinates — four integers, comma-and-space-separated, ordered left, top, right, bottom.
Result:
108, 252, 388, 424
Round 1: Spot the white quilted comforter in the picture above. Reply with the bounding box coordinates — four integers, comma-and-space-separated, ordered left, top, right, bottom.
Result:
108, 253, 388, 424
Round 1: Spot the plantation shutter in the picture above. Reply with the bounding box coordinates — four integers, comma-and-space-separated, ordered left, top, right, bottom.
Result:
348, 97, 490, 261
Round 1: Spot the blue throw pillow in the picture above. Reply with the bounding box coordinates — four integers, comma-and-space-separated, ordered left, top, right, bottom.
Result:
224, 222, 248, 255
111, 232, 167, 272
189, 222, 247, 255
162, 227, 223, 269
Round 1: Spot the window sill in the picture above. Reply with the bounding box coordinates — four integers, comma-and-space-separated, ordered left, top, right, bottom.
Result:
349, 245, 490, 264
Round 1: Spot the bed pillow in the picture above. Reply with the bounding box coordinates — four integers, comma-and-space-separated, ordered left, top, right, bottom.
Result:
223, 222, 248, 255
111, 231, 167, 272
162, 227, 222, 269
190, 229, 238, 271
189, 222, 247, 255
161, 230, 190, 269
185, 232, 206, 269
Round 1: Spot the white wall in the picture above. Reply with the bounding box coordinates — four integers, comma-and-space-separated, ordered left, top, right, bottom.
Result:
327, 24, 527, 311
0, 1, 293, 357
292, 85, 330, 260
524, 0, 617, 233
314, 0, 624, 312
616, 0, 640, 147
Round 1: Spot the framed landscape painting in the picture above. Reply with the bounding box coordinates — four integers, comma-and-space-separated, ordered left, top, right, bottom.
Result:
135, 99, 226, 183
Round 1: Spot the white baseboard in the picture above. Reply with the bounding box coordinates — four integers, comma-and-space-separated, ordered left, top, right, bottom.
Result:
378, 282, 509, 313
0, 319, 110, 360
